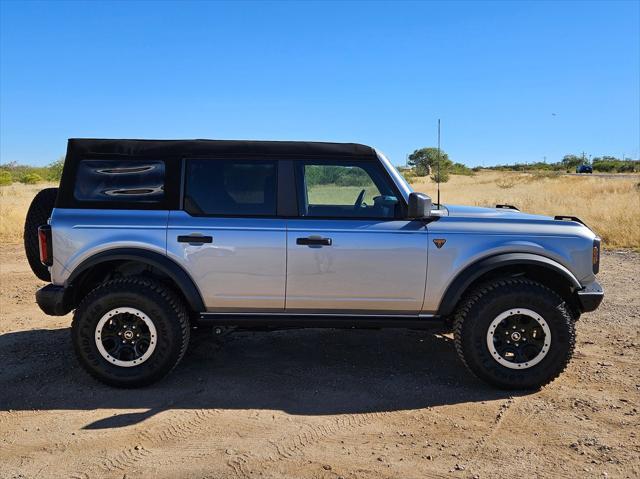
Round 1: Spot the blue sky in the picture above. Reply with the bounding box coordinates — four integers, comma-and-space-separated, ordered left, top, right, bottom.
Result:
1, 0, 638, 167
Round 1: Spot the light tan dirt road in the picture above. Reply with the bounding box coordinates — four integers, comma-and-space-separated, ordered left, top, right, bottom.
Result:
1, 243, 638, 478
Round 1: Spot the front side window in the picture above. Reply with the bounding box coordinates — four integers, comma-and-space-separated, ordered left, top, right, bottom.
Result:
297, 161, 399, 218
184, 159, 277, 216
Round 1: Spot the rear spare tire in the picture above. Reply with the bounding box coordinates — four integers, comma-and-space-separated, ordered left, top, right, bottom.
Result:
23, 187, 58, 281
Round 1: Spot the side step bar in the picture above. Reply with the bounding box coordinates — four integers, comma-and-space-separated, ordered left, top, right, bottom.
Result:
197, 312, 439, 330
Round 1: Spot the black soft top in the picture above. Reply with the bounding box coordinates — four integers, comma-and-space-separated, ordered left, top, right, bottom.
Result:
58, 138, 377, 210
65, 138, 376, 160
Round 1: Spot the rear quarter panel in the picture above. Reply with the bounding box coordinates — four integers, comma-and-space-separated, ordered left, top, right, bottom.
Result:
50, 208, 169, 285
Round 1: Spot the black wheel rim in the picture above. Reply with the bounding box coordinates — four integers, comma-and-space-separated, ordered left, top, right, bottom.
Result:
95, 307, 157, 367
487, 308, 551, 369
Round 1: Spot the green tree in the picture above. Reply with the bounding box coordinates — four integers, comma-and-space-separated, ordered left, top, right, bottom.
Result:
408, 147, 453, 182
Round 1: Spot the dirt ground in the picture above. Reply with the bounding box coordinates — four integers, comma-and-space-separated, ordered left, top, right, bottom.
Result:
0, 243, 638, 479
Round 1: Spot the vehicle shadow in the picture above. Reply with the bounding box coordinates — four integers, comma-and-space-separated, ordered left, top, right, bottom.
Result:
0, 326, 517, 428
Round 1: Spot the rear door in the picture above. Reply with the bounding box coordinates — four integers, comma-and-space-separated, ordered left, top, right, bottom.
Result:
167, 158, 286, 312
285, 159, 429, 314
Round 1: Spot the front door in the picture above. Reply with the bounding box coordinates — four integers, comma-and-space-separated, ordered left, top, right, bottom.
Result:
285, 160, 428, 314
167, 158, 286, 312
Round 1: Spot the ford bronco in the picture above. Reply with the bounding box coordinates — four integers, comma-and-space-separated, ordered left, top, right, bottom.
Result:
26, 139, 604, 389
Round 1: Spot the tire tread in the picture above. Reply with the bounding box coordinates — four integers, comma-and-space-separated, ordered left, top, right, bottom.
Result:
23, 187, 58, 281
453, 277, 576, 389
72, 276, 190, 387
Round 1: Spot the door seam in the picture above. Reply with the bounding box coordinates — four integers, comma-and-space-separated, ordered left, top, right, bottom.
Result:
283, 220, 288, 311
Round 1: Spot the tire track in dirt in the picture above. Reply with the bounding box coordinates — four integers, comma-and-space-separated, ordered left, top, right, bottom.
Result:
272, 413, 384, 460
226, 412, 390, 478
67, 337, 230, 478
468, 397, 516, 461
465, 397, 579, 479
226, 451, 254, 479
68, 407, 222, 478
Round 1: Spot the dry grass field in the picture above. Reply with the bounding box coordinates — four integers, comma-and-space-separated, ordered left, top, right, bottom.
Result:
0, 171, 638, 248
0, 182, 57, 243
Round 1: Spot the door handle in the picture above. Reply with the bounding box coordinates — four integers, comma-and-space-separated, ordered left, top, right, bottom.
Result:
296, 237, 332, 246
177, 235, 213, 244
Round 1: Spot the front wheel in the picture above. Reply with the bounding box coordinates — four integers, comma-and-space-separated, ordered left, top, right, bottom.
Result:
453, 278, 576, 390
72, 277, 190, 387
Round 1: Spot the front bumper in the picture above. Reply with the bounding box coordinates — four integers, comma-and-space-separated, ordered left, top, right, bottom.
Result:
576, 280, 604, 313
36, 284, 73, 316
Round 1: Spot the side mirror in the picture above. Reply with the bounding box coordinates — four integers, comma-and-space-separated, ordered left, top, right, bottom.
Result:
407, 192, 432, 219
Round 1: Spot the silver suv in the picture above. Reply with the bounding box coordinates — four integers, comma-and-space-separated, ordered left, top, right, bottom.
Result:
27, 139, 604, 389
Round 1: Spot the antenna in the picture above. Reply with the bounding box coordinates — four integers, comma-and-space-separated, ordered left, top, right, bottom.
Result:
437, 119, 441, 209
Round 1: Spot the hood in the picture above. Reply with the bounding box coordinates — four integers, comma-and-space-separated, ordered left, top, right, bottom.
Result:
441, 204, 553, 222
438, 203, 596, 237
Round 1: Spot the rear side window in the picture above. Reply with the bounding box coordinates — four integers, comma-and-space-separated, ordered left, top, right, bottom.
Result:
74, 160, 165, 202
184, 159, 277, 216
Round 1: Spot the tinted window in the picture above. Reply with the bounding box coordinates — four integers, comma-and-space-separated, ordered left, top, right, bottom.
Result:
184, 159, 277, 216
298, 161, 399, 218
74, 160, 165, 202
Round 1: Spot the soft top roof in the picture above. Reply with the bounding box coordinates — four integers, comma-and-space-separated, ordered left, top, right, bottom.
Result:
66, 138, 376, 159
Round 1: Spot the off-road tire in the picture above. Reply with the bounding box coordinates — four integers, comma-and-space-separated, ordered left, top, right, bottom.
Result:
453, 278, 576, 390
23, 187, 58, 281
72, 277, 190, 388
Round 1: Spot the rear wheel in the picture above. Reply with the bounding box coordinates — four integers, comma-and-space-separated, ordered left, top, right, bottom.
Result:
453, 278, 576, 390
24, 187, 58, 281
72, 277, 190, 387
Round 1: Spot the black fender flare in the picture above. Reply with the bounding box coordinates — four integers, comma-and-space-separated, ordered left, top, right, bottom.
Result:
436, 252, 582, 317
66, 248, 206, 312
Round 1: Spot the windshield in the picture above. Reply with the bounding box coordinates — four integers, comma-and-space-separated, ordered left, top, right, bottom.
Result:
374, 149, 413, 201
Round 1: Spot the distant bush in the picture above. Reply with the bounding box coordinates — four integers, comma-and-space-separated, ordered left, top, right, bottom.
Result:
20, 173, 42, 184
450, 162, 474, 176
486, 155, 639, 173
591, 158, 639, 173
335, 167, 371, 186
305, 165, 371, 187
0, 170, 12, 186
46, 157, 65, 181
0, 157, 65, 183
